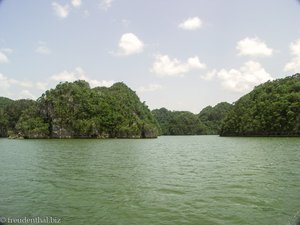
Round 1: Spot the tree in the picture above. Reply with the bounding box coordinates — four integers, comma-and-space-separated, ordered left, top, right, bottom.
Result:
220, 73, 300, 136
198, 102, 232, 134
10, 80, 159, 138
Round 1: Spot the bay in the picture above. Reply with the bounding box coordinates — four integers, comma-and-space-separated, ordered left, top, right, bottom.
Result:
0, 136, 299, 225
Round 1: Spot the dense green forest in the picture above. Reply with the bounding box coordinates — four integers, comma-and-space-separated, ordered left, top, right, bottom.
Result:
198, 102, 233, 134
152, 109, 206, 135
220, 73, 300, 136
152, 102, 232, 135
0, 97, 36, 137
1, 74, 299, 138
0, 81, 159, 138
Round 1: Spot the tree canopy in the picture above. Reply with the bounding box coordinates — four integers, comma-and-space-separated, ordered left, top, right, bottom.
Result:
220, 73, 300, 136
1, 74, 299, 138
0, 81, 159, 138
152, 102, 232, 135
198, 102, 232, 134
152, 108, 207, 135
0, 98, 36, 137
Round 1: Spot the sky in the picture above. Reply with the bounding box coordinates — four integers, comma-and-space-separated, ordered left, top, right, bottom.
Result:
0, 0, 300, 113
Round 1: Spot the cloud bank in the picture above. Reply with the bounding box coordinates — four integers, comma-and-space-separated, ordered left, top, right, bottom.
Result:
284, 39, 300, 72
236, 37, 273, 57
151, 54, 206, 77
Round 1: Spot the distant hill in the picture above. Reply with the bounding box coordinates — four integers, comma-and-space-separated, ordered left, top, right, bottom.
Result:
0, 81, 159, 138
1, 74, 299, 138
0, 97, 13, 108
198, 102, 233, 134
152, 108, 207, 135
220, 74, 300, 136
152, 102, 232, 135
0, 98, 35, 137
153, 74, 300, 136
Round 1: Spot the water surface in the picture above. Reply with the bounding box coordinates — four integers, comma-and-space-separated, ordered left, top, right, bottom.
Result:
0, 136, 299, 225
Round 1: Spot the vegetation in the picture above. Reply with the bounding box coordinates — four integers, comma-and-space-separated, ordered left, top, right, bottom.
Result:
1, 74, 299, 138
0, 98, 36, 137
220, 74, 300, 136
152, 102, 232, 135
198, 102, 233, 134
0, 81, 159, 138
152, 108, 207, 135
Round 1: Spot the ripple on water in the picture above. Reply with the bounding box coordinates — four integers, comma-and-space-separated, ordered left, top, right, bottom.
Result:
0, 137, 299, 225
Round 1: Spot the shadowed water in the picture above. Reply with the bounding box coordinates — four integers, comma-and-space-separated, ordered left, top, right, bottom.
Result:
0, 136, 299, 225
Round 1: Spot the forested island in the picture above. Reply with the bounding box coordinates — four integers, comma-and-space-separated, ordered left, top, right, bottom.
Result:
220, 73, 300, 136
0, 73, 299, 138
153, 74, 299, 136
0, 81, 159, 138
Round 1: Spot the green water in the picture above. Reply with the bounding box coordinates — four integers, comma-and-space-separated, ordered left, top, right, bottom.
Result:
0, 136, 299, 225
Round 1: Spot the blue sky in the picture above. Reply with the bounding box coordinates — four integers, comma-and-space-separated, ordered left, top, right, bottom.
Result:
0, 0, 300, 112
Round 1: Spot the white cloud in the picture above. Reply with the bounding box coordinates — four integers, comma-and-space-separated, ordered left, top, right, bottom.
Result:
151, 54, 206, 77
19, 90, 36, 99
50, 67, 115, 88
71, 0, 82, 8
236, 37, 273, 57
116, 33, 144, 56
0, 75, 34, 89
0, 73, 42, 99
284, 39, 300, 72
50, 67, 86, 82
88, 79, 115, 88
35, 42, 51, 55
9, 79, 33, 88
36, 82, 49, 91
187, 57, 205, 68
0, 51, 9, 63
138, 84, 163, 92
201, 69, 217, 81
216, 61, 273, 92
178, 17, 202, 30
52, 2, 70, 18
100, 0, 113, 10
0, 73, 11, 91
